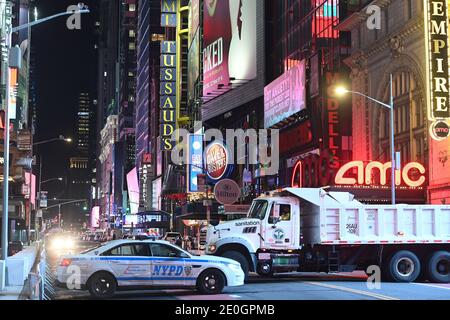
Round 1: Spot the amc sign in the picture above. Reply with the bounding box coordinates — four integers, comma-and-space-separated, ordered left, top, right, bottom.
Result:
291, 156, 426, 188
335, 161, 426, 188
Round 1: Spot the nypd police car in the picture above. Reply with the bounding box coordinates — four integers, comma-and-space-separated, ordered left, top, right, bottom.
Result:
56, 240, 244, 298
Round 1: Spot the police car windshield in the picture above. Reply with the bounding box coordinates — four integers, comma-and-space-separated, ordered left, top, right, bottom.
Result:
247, 200, 269, 220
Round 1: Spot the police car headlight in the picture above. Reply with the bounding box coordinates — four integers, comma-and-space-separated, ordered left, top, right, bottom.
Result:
208, 244, 217, 253
227, 263, 242, 273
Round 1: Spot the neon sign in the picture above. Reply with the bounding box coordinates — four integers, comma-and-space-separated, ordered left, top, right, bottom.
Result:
424, 0, 450, 140
335, 161, 426, 188
290, 156, 426, 188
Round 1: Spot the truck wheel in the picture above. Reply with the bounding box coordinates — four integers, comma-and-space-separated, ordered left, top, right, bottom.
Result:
257, 262, 274, 277
222, 251, 250, 280
88, 272, 117, 299
387, 250, 421, 283
426, 251, 450, 283
197, 269, 225, 295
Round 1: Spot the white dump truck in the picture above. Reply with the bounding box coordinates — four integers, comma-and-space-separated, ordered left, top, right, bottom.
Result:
205, 188, 450, 283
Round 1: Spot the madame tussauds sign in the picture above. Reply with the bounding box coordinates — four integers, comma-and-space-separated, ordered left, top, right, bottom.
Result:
424, 0, 450, 140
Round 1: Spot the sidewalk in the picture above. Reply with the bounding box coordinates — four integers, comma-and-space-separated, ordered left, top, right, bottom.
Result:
0, 286, 23, 300
0, 242, 42, 300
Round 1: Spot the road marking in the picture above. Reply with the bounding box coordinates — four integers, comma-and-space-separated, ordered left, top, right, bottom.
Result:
413, 283, 450, 291
304, 281, 399, 300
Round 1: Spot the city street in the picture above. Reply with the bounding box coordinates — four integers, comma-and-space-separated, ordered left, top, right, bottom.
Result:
2, 0, 450, 307
47, 241, 450, 301
53, 271, 450, 301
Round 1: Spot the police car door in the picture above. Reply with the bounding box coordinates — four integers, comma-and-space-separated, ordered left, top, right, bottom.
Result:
149, 243, 189, 287
102, 243, 152, 286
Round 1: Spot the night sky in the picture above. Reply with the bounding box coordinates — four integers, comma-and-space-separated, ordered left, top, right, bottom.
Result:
32, 0, 98, 204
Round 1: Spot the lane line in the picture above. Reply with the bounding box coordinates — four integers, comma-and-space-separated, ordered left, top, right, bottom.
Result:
413, 283, 450, 291
303, 281, 399, 300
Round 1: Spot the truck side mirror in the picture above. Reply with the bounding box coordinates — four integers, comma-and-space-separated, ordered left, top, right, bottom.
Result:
210, 220, 220, 227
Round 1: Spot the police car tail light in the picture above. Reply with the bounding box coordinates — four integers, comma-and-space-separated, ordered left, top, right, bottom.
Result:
60, 258, 72, 267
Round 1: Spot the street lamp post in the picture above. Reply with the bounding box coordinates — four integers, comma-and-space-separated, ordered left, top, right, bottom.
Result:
336, 74, 396, 204
33, 137, 71, 242
1, 4, 89, 291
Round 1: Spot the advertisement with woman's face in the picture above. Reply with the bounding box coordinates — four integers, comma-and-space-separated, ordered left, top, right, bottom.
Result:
203, 0, 257, 97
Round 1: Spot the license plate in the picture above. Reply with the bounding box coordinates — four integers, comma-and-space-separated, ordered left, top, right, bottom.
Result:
258, 253, 271, 260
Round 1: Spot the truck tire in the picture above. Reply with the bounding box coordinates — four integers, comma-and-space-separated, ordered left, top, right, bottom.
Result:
222, 251, 250, 280
426, 251, 450, 283
387, 250, 421, 283
257, 262, 274, 277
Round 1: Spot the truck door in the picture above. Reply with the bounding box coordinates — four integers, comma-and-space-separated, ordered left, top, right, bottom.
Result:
264, 202, 294, 249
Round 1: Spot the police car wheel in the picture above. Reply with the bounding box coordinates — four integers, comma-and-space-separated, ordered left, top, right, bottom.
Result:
88, 272, 117, 299
197, 269, 225, 295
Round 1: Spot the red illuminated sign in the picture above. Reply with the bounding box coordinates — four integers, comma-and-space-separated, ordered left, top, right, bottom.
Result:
291, 156, 426, 188
335, 161, 426, 188
205, 141, 229, 180
312, 0, 340, 39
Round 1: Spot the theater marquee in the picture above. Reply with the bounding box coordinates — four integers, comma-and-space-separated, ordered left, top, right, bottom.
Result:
424, 0, 450, 140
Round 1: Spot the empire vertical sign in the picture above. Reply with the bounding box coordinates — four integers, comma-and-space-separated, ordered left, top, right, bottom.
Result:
424, 0, 450, 140
160, 0, 178, 150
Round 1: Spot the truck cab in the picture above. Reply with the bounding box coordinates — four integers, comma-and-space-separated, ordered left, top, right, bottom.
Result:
206, 191, 304, 277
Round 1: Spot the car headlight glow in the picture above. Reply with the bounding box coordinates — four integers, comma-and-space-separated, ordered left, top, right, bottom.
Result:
52, 238, 64, 249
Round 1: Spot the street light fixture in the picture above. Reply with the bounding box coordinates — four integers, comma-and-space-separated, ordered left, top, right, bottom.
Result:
335, 74, 396, 205
41, 177, 64, 184
1, 5, 90, 290
33, 135, 72, 146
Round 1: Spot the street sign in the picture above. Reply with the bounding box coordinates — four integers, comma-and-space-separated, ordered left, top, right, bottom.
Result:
17, 130, 32, 151
39, 191, 48, 208
214, 179, 240, 205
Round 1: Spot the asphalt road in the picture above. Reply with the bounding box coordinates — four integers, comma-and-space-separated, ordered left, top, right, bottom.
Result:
46, 241, 450, 301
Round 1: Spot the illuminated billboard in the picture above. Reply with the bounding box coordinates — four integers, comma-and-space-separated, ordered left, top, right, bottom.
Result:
126, 167, 140, 214
203, 0, 257, 98
188, 134, 203, 192
188, 0, 200, 46
188, 30, 200, 103
90, 206, 100, 228
264, 61, 306, 128
312, 0, 339, 39
424, 0, 450, 140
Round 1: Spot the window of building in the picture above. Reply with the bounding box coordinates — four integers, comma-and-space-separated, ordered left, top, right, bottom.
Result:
129, 4, 136, 12
129, 42, 135, 50
129, 29, 135, 38
378, 72, 425, 164
406, 0, 413, 20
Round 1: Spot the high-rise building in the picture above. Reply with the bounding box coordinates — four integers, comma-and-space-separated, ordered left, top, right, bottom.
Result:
77, 92, 91, 154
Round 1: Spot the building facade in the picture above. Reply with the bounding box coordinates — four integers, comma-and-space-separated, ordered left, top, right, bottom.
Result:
340, 0, 450, 204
